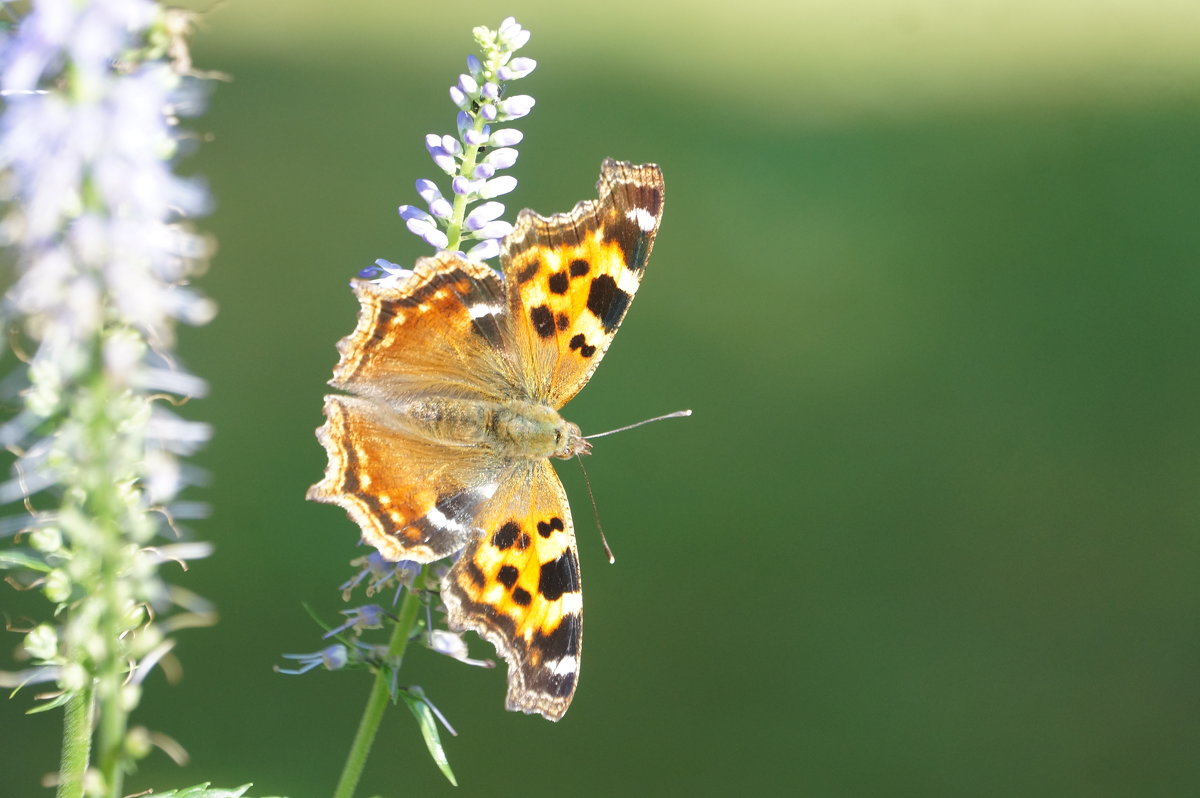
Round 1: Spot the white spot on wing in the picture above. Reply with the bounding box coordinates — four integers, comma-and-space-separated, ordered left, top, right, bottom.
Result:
627, 207, 657, 232
468, 303, 503, 319
475, 482, 499, 499
616, 266, 641, 295
426, 506, 467, 533
545, 655, 578, 677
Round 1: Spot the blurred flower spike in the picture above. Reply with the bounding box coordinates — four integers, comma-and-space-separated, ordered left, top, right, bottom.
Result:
0, 1, 216, 794
390, 16, 536, 266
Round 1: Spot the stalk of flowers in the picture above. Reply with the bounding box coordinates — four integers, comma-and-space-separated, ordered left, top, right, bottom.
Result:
291, 17, 536, 794
0, 3, 215, 797
364, 15, 535, 286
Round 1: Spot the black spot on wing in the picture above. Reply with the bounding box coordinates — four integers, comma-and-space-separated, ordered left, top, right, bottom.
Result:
492, 521, 520, 550
537, 516, 565, 538
568, 334, 596, 358
585, 274, 632, 332
497, 564, 519, 589
511, 587, 532, 606
538, 552, 580, 601
463, 558, 486, 588
530, 304, 555, 338
569, 259, 589, 277
515, 258, 541, 284
548, 271, 569, 294
555, 312, 570, 331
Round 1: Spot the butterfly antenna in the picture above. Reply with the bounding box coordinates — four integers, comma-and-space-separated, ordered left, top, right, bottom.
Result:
583, 409, 692, 440
574, 453, 616, 564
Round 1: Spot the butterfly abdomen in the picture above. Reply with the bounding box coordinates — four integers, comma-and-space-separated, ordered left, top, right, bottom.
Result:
399, 398, 587, 460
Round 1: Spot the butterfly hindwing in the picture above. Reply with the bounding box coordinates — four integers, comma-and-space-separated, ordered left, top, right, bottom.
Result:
502, 159, 664, 407
442, 459, 582, 720
308, 394, 505, 562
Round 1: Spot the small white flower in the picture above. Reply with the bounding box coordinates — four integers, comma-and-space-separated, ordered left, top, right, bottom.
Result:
479, 175, 517, 198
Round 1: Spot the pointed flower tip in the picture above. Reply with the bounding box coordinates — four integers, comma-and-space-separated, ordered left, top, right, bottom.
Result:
480, 175, 517, 199
398, 204, 432, 223
474, 220, 514, 239
497, 58, 536, 81
465, 238, 501, 261
464, 200, 506, 229
489, 128, 523, 147
497, 95, 535, 120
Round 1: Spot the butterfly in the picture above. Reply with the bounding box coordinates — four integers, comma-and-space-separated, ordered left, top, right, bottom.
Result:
307, 159, 665, 720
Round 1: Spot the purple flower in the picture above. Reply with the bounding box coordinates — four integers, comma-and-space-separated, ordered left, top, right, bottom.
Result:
382, 17, 537, 266
278, 644, 350, 675
479, 175, 517, 198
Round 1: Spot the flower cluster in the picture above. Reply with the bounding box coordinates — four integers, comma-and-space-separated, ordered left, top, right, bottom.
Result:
279, 553, 493, 678
382, 16, 536, 271
0, 1, 215, 793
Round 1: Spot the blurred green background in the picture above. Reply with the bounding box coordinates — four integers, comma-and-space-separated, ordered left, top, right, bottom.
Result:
4, 0, 1200, 795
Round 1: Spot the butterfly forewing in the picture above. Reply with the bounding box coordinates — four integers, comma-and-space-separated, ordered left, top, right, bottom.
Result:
502, 159, 665, 407
330, 254, 517, 402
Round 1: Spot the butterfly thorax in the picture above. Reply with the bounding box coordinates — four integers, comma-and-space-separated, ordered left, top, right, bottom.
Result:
399, 397, 590, 460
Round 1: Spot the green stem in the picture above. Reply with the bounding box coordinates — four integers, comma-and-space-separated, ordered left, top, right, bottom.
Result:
443, 115, 490, 251
80, 370, 132, 798
56, 686, 93, 798
332, 570, 426, 798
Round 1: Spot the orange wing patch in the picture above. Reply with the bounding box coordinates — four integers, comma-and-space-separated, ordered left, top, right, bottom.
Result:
330, 254, 513, 401
308, 395, 504, 562
502, 159, 665, 407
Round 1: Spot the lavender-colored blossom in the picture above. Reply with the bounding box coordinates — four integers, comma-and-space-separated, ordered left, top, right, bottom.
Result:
484, 147, 519, 170
278, 644, 350, 675
382, 17, 537, 266
324, 604, 387, 638
463, 127, 489, 146
473, 220, 514, 239
498, 94, 535, 120
489, 128, 523, 147
497, 58, 537, 81
465, 238, 501, 261
496, 16, 531, 50
339, 552, 421, 600
405, 217, 449, 249
414, 180, 453, 219
479, 175, 517, 198
0, 0, 216, 788
427, 630, 494, 669
398, 204, 432, 224
451, 175, 478, 196
464, 201, 506, 230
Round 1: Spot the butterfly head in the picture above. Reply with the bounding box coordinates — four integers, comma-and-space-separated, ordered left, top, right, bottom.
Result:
554, 420, 591, 459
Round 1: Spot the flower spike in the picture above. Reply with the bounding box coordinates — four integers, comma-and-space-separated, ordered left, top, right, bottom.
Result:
382, 17, 537, 267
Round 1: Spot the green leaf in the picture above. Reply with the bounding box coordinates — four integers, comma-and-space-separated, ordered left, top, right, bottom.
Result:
0, 551, 51, 572
401, 693, 458, 786
150, 783, 287, 798
26, 692, 72, 713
